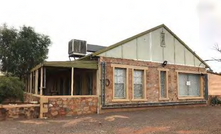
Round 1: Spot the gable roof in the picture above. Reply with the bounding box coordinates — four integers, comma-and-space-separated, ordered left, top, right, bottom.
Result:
81, 24, 210, 69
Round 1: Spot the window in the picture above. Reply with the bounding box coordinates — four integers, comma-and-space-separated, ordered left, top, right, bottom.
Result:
178, 73, 202, 97
159, 71, 168, 99
133, 70, 144, 99
111, 64, 148, 101
114, 68, 126, 99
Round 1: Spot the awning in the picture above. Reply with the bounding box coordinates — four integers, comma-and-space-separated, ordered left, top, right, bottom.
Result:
30, 60, 98, 72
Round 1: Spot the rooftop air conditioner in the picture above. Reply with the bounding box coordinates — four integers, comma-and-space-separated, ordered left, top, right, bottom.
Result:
68, 39, 87, 57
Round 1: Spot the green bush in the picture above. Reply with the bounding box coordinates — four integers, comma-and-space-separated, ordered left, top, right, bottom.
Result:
210, 96, 221, 105
0, 76, 24, 103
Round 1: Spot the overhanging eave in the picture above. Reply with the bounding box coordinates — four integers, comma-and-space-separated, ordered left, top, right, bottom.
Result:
30, 60, 98, 72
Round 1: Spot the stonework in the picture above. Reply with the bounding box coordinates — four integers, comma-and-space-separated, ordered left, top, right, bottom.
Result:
47, 97, 98, 118
100, 57, 207, 105
24, 93, 40, 103
0, 104, 40, 120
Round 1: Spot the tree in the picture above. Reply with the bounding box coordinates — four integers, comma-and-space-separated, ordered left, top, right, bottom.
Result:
214, 43, 221, 62
0, 76, 24, 103
0, 24, 51, 79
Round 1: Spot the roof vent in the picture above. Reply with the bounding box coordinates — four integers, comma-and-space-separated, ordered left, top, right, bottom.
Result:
68, 39, 87, 58
160, 30, 166, 47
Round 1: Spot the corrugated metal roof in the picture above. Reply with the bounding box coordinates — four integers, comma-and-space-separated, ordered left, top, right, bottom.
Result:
31, 60, 98, 72
87, 44, 106, 52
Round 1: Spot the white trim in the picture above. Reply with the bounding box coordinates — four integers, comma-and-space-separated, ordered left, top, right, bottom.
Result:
112, 66, 129, 100
136, 38, 138, 60
132, 69, 147, 100
149, 33, 152, 61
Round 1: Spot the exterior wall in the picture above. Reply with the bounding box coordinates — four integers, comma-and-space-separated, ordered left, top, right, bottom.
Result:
100, 57, 206, 106
98, 28, 205, 68
47, 96, 98, 118
0, 104, 40, 120
24, 82, 98, 118
208, 73, 221, 95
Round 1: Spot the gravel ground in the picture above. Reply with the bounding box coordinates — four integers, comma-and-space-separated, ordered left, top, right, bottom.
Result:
1, 106, 221, 134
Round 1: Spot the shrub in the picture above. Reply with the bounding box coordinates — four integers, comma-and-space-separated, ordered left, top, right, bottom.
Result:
0, 76, 24, 103
210, 96, 221, 106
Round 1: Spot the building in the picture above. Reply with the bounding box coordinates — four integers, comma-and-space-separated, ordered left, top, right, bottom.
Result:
25, 24, 210, 118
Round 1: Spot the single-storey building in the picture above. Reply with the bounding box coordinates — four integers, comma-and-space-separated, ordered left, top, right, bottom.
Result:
25, 24, 210, 118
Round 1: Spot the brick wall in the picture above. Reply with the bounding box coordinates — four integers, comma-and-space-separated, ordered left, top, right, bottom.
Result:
208, 73, 221, 95
100, 57, 206, 105
47, 97, 98, 118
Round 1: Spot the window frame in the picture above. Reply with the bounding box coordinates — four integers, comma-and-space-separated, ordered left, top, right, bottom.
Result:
132, 68, 147, 101
158, 68, 169, 100
111, 64, 148, 102
112, 65, 129, 101
176, 70, 205, 100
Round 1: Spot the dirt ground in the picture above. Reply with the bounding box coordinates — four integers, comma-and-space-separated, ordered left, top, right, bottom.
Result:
1, 106, 221, 134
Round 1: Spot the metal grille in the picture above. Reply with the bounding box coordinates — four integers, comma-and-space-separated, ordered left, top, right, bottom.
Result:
178, 73, 200, 97
133, 70, 143, 99
160, 31, 166, 47
114, 68, 126, 99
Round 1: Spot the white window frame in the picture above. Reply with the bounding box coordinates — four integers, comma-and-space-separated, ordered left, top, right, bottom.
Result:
132, 68, 147, 101
112, 65, 129, 101
111, 64, 148, 102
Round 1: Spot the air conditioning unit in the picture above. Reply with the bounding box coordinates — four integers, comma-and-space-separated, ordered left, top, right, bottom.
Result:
68, 39, 87, 57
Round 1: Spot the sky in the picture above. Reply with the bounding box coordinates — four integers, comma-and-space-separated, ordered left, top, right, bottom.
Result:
0, 0, 221, 71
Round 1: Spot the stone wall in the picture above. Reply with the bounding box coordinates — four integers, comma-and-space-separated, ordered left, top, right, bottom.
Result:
100, 57, 207, 105
47, 97, 98, 118
0, 104, 40, 121
24, 93, 40, 103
